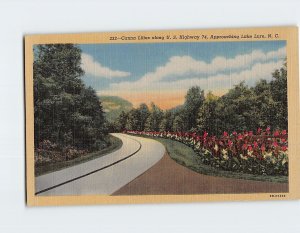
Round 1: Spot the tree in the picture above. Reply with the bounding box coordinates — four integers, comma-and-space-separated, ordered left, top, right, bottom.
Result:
183, 86, 205, 131
33, 44, 108, 151
125, 109, 141, 130
214, 82, 257, 133
270, 62, 288, 129
197, 92, 220, 135
137, 103, 150, 131
252, 79, 276, 129
114, 111, 128, 132
173, 115, 185, 132
73, 87, 107, 149
159, 110, 174, 132
144, 103, 163, 131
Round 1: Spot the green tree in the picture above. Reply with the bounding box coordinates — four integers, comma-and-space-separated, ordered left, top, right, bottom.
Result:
125, 109, 141, 130
34, 44, 108, 150
114, 111, 128, 132
252, 79, 276, 129
159, 110, 174, 132
173, 115, 185, 132
270, 62, 288, 129
144, 103, 163, 131
197, 92, 220, 135
215, 82, 257, 133
137, 103, 150, 131
183, 86, 205, 131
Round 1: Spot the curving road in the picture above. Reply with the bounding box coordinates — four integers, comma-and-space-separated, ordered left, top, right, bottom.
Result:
35, 133, 165, 196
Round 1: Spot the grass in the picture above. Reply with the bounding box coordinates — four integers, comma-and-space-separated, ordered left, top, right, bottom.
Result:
35, 135, 123, 176
135, 135, 288, 183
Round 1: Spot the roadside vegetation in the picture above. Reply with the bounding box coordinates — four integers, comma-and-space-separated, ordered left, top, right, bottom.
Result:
117, 62, 288, 180
35, 135, 122, 176
33, 44, 115, 175
140, 136, 287, 183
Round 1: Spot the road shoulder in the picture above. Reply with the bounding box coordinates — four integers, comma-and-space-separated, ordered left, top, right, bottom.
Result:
113, 151, 288, 195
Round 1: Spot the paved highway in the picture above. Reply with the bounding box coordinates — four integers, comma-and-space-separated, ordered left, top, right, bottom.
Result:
35, 133, 165, 196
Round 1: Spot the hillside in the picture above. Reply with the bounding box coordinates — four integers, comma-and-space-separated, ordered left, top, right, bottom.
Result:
99, 95, 133, 122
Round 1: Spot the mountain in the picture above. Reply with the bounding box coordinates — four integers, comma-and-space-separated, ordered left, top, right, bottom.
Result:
99, 96, 133, 122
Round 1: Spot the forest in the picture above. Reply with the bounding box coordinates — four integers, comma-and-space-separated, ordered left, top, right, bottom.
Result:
112, 61, 287, 135
33, 44, 110, 170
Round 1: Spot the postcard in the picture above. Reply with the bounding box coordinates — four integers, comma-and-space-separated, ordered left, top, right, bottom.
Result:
25, 26, 300, 206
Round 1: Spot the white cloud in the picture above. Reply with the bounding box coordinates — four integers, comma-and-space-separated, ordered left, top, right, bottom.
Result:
134, 47, 286, 85
106, 60, 284, 94
81, 53, 130, 78
102, 46, 286, 97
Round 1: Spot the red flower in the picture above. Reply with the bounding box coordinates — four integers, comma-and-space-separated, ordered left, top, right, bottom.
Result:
203, 131, 208, 138
257, 128, 262, 134
248, 131, 253, 137
281, 130, 287, 135
223, 131, 228, 137
273, 141, 278, 147
248, 145, 253, 151
273, 130, 280, 137
281, 146, 287, 151
253, 141, 258, 148
232, 131, 237, 136
261, 145, 266, 152
238, 134, 243, 140
228, 140, 233, 147
242, 144, 248, 150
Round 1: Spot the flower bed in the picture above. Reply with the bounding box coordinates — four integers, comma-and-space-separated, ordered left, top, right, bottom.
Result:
125, 128, 288, 176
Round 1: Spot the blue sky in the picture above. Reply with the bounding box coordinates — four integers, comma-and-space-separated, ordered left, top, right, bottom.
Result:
79, 41, 286, 109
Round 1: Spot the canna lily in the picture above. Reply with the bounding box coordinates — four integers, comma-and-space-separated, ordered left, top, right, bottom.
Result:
257, 128, 262, 134
281, 130, 287, 135
125, 129, 288, 176
253, 141, 258, 148
273, 130, 280, 137
273, 141, 279, 147
242, 144, 248, 150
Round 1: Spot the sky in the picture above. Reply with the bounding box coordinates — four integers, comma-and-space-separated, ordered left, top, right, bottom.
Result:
79, 41, 286, 109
